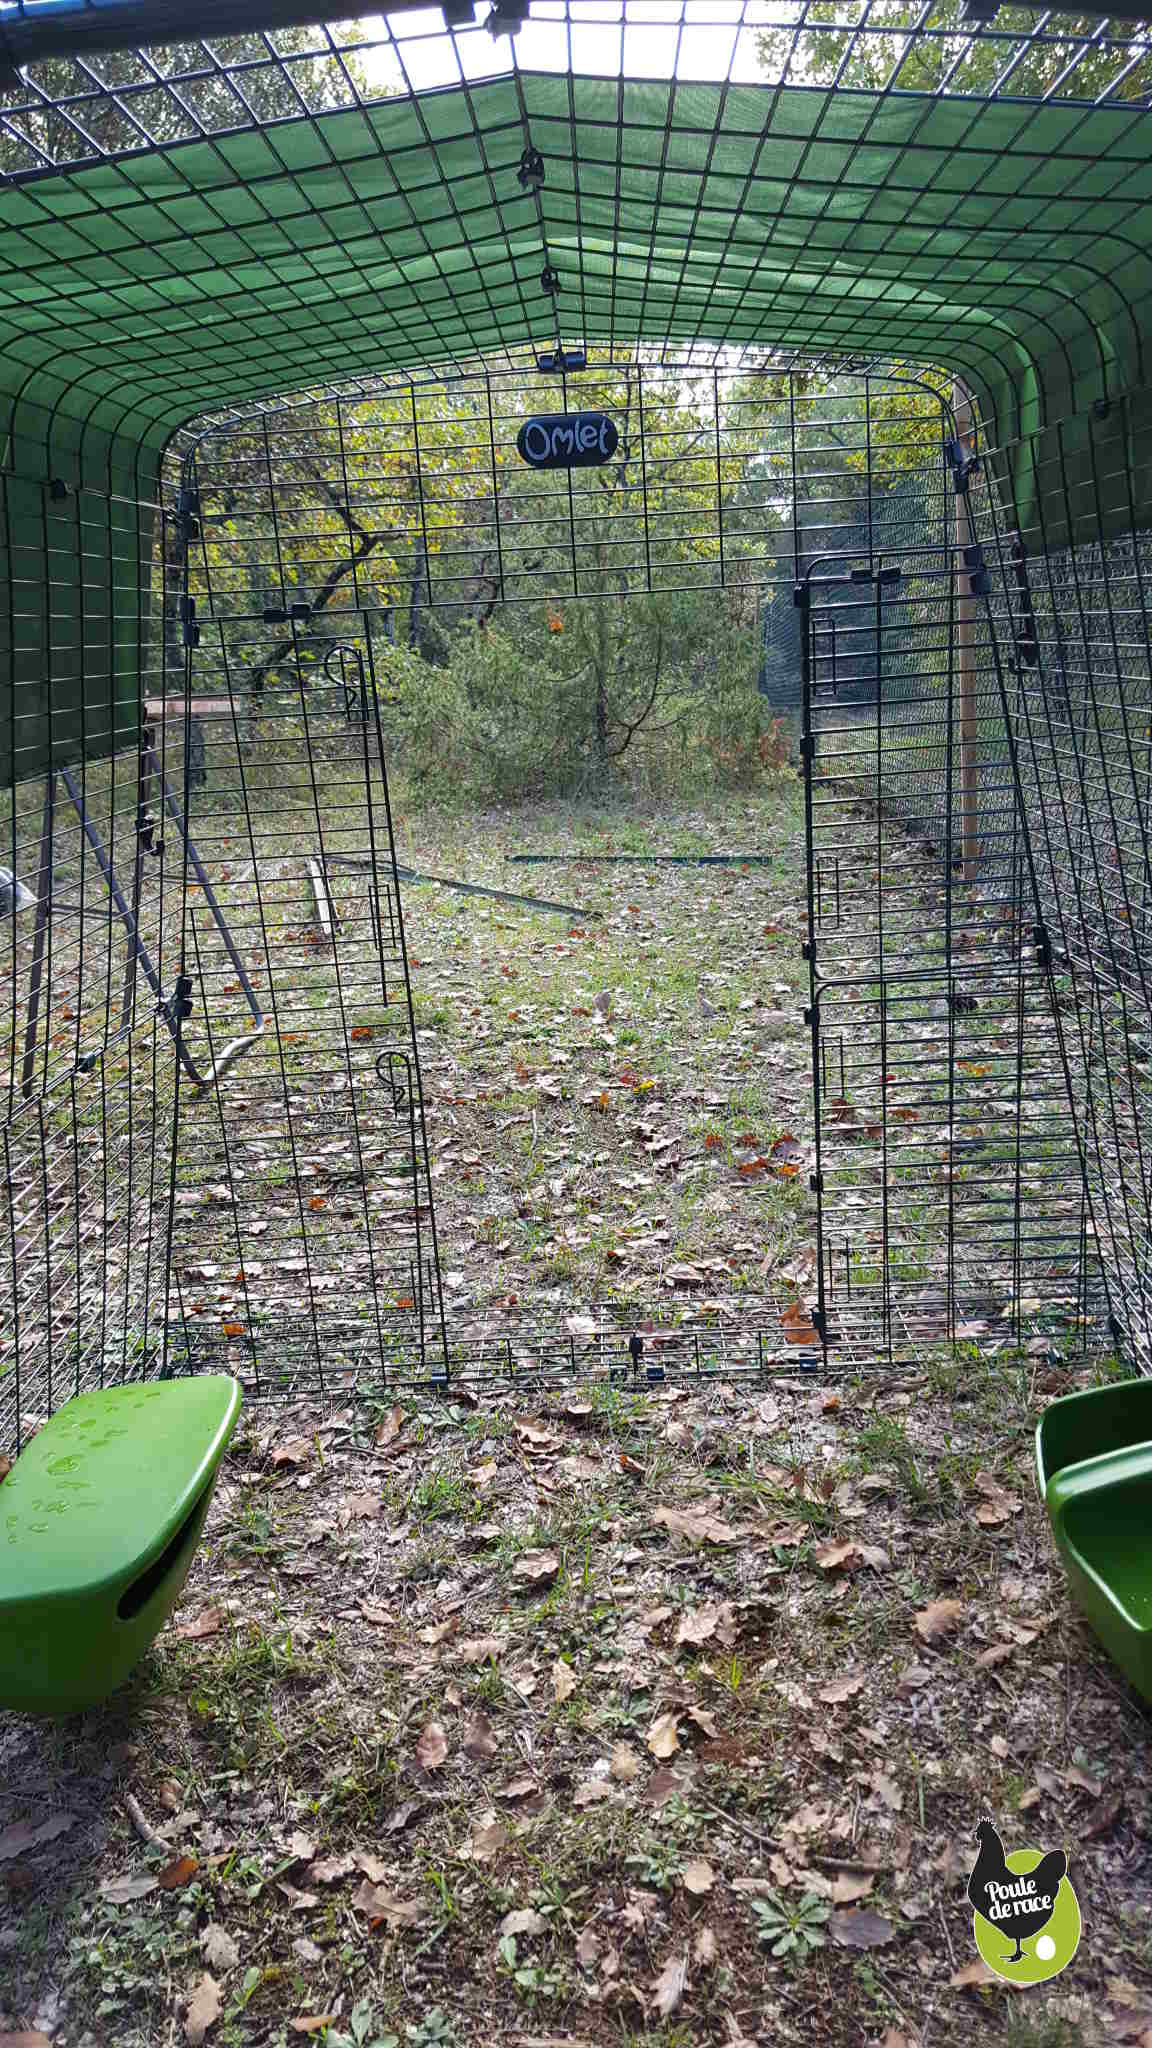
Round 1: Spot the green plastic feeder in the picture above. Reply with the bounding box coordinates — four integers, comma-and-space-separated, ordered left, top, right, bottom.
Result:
1036, 1378, 1152, 1706
0, 1375, 241, 1715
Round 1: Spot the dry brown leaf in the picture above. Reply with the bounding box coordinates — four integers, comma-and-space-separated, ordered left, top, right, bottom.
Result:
971, 1471, 1022, 1526
674, 1605, 718, 1647
573, 1778, 614, 1806
501, 1907, 549, 1938
174, 1606, 225, 1642
685, 1705, 720, 1739
352, 1881, 428, 1928
682, 1858, 714, 1895
289, 2023, 339, 2039
513, 1550, 561, 1587
829, 1909, 893, 1949
819, 1670, 867, 1704
950, 1958, 1000, 1989
158, 1854, 199, 1890
914, 1598, 966, 1643
374, 1405, 406, 1446
464, 1712, 497, 1761
693, 1925, 717, 1969
360, 1603, 392, 1627
100, 1873, 160, 1904
311, 1854, 356, 1884
831, 1872, 875, 1904
870, 1771, 903, 1813
499, 1773, 539, 1802
0, 1813, 77, 1861
652, 1505, 740, 1547
270, 1436, 311, 1468
813, 1539, 859, 1571
465, 1818, 508, 1862
647, 1711, 681, 1759
651, 1952, 688, 2019
610, 1743, 640, 1783
552, 1659, 577, 1704
184, 1973, 222, 2046
200, 1925, 239, 1973
416, 1721, 448, 1772
0, 2036, 54, 2048
457, 1635, 508, 1664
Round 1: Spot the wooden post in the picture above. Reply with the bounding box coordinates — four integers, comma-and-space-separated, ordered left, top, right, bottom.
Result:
954, 378, 980, 882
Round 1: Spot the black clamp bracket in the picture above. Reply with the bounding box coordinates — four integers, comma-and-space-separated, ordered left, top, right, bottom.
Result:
946, 436, 980, 495
181, 595, 200, 649
162, 974, 194, 1029
963, 541, 989, 598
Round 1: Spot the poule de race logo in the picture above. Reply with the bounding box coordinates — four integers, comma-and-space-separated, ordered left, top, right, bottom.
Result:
967, 1818, 1081, 1984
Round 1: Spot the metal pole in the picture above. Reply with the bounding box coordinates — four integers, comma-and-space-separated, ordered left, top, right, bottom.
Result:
954, 378, 980, 883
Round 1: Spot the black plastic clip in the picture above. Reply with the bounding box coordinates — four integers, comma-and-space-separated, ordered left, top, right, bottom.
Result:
792, 582, 808, 610
628, 1332, 644, 1374
945, 436, 980, 494
47, 477, 70, 502
263, 606, 288, 623
809, 1171, 824, 1193
1033, 923, 1051, 970
878, 565, 902, 587
290, 602, 312, 621
518, 145, 545, 192
137, 808, 163, 857
167, 973, 194, 1022
180, 595, 200, 649
539, 264, 560, 296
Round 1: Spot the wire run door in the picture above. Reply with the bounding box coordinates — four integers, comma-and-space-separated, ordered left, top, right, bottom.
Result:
799, 546, 1091, 1366
167, 536, 448, 1388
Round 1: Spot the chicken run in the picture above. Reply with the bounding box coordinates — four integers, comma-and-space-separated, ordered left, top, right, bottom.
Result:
3, 0, 1152, 1707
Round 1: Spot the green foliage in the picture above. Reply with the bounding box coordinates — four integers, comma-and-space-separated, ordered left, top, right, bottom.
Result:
756, 1, 1152, 101
750, 1889, 831, 1959
386, 591, 772, 805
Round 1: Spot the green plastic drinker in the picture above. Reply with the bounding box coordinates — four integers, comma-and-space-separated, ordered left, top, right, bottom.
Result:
1036, 1377, 1152, 1707
0, 1375, 241, 1715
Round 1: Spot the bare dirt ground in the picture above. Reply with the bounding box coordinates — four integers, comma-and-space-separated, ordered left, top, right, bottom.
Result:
1, 787, 1150, 2048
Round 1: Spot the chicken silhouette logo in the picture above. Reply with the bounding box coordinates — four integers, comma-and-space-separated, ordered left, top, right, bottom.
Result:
968, 1819, 1081, 1984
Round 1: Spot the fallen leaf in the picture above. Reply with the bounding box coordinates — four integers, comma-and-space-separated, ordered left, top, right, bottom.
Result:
769, 1134, 804, 1177
829, 1909, 894, 1948
651, 1952, 688, 2018
573, 1778, 614, 1807
416, 1721, 448, 1772
311, 1854, 357, 1883
101, 1873, 160, 1904
914, 1599, 966, 1643
375, 1405, 406, 1447
610, 1743, 640, 1783
501, 1907, 548, 1937
831, 1872, 875, 1904
1083, 1789, 1125, 1839
780, 1299, 819, 1345
971, 1471, 1022, 1527
870, 1772, 903, 1813
819, 1671, 867, 1704
465, 1818, 508, 1861
0, 1814, 78, 1861
813, 1539, 859, 1571
552, 1659, 577, 1704
647, 1711, 681, 1759
352, 1881, 428, 1928
464, 1713, 497, 1761
457, 1636, 508, 1664
185, 1973, 222, 2045
290, 2023, 339, 2039
0, 2035, 54, 2048
950, 1958, 1000, 1988
675, 1603, 734, 1648
200, 1925, 239, 1972
652, 1506, 740, 1547
270, 1436, 311, 1468
693, 1925, 717, 1968
513, 1550, 561, 1587
159, 1854, 199, 1890
682, 1858, 714, 1895
175, 1606, 225, 1642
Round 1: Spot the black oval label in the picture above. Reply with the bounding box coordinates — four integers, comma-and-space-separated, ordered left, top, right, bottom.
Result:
516, 412, 619, 469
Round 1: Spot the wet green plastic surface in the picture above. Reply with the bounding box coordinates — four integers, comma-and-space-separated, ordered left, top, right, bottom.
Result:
1037, 1381, 1152, 1706
0, 1376, 241, 1715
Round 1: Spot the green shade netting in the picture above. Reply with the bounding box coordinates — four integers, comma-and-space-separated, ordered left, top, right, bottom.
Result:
2, 71, 1151, 779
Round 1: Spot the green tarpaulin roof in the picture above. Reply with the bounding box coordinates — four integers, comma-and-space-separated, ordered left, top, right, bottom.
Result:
2, 74, 1151, 474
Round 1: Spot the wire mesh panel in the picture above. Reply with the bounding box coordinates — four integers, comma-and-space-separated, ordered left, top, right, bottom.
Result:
801, 544, 1092, 1364
167, 450, 448, 1388
968, 397, 1152, 1371
0, 476, 180, 1454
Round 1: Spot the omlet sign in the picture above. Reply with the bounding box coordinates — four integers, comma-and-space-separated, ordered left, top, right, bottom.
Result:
516, 412, 619, 469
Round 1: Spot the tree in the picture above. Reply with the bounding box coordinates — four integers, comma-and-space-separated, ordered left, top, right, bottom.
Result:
756, 1, 1151, 103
